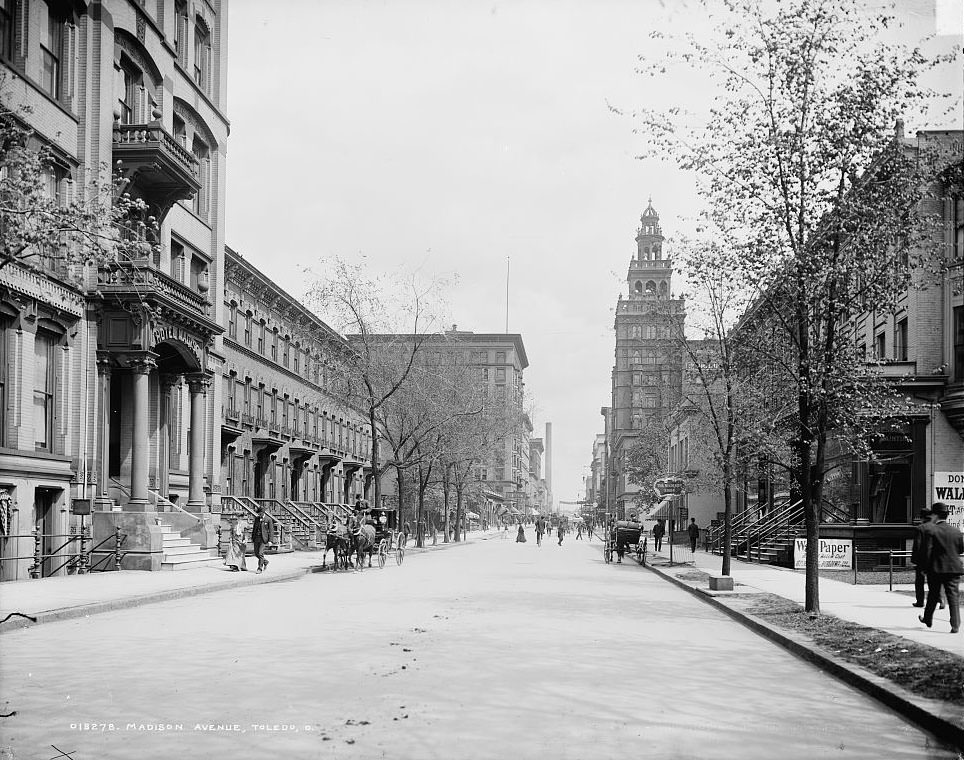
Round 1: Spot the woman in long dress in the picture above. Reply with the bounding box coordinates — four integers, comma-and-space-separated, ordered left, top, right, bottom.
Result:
225, 516, 248, 571
516, 522, 526, 543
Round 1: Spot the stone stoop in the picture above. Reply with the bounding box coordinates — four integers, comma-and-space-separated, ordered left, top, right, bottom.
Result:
158, 523, 221, 571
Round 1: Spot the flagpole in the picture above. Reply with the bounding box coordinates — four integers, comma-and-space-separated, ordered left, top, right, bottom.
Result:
505, 256, 510, 333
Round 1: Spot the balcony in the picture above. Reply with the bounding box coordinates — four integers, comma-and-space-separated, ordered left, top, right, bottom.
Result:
99, 261, 210, 318
112, 123, 200, 216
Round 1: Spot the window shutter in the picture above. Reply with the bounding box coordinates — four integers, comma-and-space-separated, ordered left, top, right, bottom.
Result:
178, 14, 189, 67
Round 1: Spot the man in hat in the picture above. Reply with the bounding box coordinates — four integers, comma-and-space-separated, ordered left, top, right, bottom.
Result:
911, 506, 941, 608
252, 504, 274, 574
918, 502, 963, 634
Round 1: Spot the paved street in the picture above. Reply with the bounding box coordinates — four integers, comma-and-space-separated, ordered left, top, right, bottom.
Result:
0, 536, 957, 760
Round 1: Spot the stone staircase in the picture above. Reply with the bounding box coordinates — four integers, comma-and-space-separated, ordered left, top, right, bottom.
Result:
158, 522, 220, 571
748, 534, 797, 565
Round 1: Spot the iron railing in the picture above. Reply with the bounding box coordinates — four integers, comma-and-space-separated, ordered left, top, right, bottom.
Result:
1, 526, 128, 577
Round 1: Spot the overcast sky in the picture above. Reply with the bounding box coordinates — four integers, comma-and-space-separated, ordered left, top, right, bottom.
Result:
224, 0, 962, 509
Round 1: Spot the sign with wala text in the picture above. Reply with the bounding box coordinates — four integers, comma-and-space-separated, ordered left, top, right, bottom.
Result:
932, 472, 964, 531
793, 538, 853, 569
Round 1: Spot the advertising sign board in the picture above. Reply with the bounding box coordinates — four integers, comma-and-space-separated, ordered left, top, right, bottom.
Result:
793, 538, 853, 569
932, 472, 964, 531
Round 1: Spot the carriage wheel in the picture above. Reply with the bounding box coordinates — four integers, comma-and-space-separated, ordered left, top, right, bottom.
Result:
396, 544, 405, 566
378, 541, 388, 569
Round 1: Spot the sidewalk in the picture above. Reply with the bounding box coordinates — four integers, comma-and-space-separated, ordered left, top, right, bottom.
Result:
645, 545, 962, 657
638, 544, 964, 749
0, 530, 495, 633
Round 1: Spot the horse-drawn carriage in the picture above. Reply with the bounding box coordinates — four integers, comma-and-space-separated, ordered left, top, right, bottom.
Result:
604, 519, 646, 564
316, 502, 407, 571
367, 506, 405, 568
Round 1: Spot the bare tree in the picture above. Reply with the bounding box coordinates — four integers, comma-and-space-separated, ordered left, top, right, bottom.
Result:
305, 258, 446, 513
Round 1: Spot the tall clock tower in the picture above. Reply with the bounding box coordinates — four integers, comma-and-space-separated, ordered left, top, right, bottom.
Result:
608, 200, 684, 518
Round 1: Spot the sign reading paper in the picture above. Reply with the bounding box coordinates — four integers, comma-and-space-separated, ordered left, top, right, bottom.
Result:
793, 538, 853, 569
932, 472, 964, 532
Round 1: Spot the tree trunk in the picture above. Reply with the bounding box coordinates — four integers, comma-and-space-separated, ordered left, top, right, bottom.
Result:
721, 458, 732, 576
454, 485, 464, 542
442, 466, 452, 543
369, 409, 379, 511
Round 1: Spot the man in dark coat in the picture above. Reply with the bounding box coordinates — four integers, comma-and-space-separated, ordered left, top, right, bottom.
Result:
911, 507, 943, 609
687, 518, 701, 554
919, 502, 963, 634
252, 504, 274, 574
652, 521, 665, 552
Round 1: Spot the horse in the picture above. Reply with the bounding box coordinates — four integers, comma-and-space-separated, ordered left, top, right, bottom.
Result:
320, 515, 351, 571
347, 516, 377, 570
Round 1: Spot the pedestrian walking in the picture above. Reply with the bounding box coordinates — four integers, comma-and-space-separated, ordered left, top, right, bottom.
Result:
652, 521, 665, 552
224, 515, 247, 572
516, 522, 527, 543
576, 523, 583, 540
912, 507, 944, 609
535, 517, 545, 547
403, 521, 412, 548
687, 518, 700, 554
557, 522, 565, 546
252, 504, 274, 573
918, 502, 963, 634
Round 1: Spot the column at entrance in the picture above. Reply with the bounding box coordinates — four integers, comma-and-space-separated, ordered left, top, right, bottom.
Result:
186, 374, 211, 511
128, 354, 157, 511
95, 353, 113, 510
158, 375, 180, 501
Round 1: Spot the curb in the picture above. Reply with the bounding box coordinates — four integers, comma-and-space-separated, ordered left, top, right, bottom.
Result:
645, 560, 964, 751
0, 568, 308, 633
0, 533, 489, 634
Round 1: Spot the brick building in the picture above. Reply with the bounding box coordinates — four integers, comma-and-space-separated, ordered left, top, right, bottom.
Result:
1, 0, 230, 578
221, 246, 373, 508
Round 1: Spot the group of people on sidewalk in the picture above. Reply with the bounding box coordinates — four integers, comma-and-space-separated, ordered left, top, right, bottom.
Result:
911, 502, 962, 634
649, 518, 701, 554
223, 504, 275, 574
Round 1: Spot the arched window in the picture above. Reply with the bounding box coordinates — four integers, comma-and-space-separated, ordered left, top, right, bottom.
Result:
634, 281, 643, 295
659, 281, 668, 296
646, 281, 657, 294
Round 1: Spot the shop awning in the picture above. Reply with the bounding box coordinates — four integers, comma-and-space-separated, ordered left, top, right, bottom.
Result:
648, 497, 679, 520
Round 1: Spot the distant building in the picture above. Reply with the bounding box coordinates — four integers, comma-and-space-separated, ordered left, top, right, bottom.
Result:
608, 201, 684, 519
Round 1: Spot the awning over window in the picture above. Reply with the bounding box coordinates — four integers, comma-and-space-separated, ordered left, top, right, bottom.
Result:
647, 496, 679, 520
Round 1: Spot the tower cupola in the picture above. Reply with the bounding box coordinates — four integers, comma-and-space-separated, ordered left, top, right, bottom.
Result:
635, 197, 664, 261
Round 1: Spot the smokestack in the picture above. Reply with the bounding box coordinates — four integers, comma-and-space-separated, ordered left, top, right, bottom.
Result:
545, 422, 553, 513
